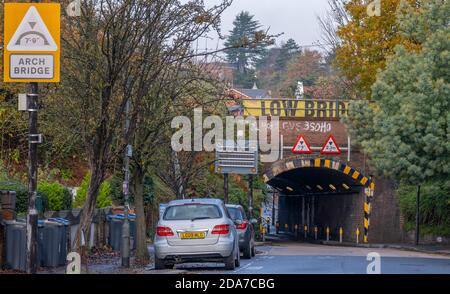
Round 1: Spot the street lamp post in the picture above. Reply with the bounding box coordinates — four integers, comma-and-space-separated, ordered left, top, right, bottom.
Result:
122, 99, 131, 267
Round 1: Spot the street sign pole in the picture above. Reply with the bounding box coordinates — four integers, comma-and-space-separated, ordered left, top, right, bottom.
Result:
4, 0, 60, 274
25, 0, 40, 275
122, 99, 131, 268
26, 83, 39, 274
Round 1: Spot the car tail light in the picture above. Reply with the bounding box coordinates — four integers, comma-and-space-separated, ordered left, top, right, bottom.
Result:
157, 226, 174, 236
236, 220, 248, 230
212, 224, 230, 235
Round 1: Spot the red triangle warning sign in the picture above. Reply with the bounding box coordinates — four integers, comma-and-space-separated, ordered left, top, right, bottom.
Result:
292, 134, 312, 154
320, 134, 341, 154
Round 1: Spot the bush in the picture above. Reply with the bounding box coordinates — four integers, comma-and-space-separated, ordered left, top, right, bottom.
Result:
73, 173, 112, 209
62, 187, 72, 210
0, 179, 49, 214
38, 181, 65, 211
0, 180, 28, 214
397, 180, 450, 236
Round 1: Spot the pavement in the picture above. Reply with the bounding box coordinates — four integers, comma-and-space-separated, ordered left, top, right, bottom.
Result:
320, 241, 450, 256
166, 242, 450, 274
37, 237, 450, 274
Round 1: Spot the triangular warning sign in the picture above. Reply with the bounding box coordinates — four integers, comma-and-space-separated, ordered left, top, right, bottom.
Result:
7, 6, 57, 51
320, 134, 341, 154
292, 134, 312, 154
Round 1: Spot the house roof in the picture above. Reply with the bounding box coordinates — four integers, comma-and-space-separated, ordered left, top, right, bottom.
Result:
234, 88, 269, 99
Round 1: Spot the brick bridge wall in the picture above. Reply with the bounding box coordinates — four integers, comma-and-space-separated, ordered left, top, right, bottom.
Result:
264, 114, 403, 243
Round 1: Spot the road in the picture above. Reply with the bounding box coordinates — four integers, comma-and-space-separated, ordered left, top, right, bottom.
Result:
155, 242, 450, 274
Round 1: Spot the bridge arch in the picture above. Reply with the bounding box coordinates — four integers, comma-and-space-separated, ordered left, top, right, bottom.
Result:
263, 157, 375, 243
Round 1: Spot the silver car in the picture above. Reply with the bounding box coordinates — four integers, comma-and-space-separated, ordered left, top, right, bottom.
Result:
154, 198, 240, 270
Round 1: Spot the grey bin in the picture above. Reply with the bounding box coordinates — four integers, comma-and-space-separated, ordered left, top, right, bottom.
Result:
38, 218, 70, 267
107, 214, 136, 251
47, 218, 70, 265
4, 218, 69, 271
4, 220, 27, 271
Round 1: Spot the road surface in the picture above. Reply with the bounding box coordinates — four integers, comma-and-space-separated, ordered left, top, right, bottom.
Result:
157, 242, 450, 274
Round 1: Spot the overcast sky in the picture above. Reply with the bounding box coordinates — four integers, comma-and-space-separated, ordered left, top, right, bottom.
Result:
197, 0, 330, 51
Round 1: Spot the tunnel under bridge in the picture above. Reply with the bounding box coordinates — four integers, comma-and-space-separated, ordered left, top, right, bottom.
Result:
264, 157, 375, 243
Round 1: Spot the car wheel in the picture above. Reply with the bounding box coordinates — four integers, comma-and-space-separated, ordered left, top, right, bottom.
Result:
251, 243, 256, 257
165, 263, 175, 269
243, 242, 252, 259
235, 248, 241, 267
154, 256, 166, 270
224, 252, 236, 270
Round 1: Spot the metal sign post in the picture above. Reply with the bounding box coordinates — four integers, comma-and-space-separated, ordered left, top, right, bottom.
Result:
215, 140, 258, 214
26, 86, 39, 274
122, 99, 131, 268
4, 1, 60, 274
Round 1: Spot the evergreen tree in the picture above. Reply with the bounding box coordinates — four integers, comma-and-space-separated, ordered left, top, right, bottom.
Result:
275, 38, 300, 71
225, 11, 268, 86
345, 0, 450, 184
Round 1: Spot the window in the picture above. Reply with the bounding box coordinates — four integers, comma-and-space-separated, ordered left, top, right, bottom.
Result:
163, 204, 222, 220
227, 207, 245, 221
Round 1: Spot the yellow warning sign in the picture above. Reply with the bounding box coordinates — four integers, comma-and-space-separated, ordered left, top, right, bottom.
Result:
3, 3, 60, 83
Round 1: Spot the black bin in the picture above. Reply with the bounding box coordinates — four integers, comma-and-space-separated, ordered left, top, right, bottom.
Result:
3, 219, 42, 271
107, 214, 136, 251
38, 218, 70, 267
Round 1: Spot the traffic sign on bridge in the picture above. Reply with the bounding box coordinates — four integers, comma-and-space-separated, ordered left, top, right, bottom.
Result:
292, 134, 312, 154
3, 3, 60, 83
320, 134, 341, 155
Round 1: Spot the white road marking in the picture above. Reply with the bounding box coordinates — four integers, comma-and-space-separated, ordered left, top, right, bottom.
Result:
246, 266, 263, 270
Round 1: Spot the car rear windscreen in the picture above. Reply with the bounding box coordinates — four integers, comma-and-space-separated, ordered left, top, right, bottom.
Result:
163, 204, 221, 220
227, 207, 244, 221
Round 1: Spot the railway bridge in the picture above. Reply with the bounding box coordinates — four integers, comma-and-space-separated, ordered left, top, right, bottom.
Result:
242, 98, 403, 243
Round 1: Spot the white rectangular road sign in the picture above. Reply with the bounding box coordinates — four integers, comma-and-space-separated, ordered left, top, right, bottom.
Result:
10, 54, 54, 79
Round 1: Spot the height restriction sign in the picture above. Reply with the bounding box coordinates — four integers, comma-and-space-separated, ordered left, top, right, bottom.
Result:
3, 3, 60, 83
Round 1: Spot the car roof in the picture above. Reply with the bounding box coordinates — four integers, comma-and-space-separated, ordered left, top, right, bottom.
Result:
225, 204, 243, 209
167, 198, 224, 206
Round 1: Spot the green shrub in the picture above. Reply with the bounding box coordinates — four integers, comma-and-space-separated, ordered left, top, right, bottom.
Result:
38, 181, 65, 211
73, 173, 90, 208
0, 179, 48, 214
397, 180, 450, 236
73, 173, 112, 208
97, 180, 112, 208
108, 175, 123, 204
0, 180, 28, 214
62, 187, 72, 210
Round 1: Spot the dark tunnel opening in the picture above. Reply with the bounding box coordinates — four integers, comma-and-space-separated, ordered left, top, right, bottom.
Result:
268, 166, 367, 242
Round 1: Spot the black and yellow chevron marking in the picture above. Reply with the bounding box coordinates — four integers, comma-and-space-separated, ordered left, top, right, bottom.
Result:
264, 158, 373, 188
364, 188, 371, 243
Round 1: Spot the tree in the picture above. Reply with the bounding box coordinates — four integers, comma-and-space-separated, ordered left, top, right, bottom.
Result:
317, 0, 350, 55
280, 49, 325, 97
59, 0, 231, 252
121, 1, 233, 263
225, 11, 269, 86
345, 0, 449, 184
275, 39, 300, 71
335, 0, 418, 99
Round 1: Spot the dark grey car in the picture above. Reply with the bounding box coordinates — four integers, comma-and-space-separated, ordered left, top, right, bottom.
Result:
226, 204, 256, 259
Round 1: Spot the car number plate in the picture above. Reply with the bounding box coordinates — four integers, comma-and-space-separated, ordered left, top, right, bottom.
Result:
180, 232, 206, 239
